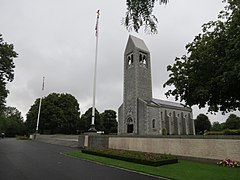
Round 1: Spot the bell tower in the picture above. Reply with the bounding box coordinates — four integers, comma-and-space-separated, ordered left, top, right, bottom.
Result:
121, 35, 152, 134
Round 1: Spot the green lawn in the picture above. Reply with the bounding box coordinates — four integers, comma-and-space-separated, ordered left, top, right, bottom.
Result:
65, 151, 240, 180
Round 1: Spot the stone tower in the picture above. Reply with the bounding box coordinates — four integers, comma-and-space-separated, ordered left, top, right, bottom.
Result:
118, 35, 152, 134
118, 35, 195, 135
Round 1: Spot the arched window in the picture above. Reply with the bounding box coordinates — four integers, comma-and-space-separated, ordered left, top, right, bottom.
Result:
152, 119, 156, 129
139, 52, 147, 68
127, 53, 133, 68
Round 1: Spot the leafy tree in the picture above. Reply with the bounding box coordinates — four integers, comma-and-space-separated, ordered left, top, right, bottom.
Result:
78, 107, 102, 133
124, 0, 168, 33
211, 121, 226, 131
225, 114, 240, 129
164, 0, 240, 113
0, 107, 25, 137
25, 93, 81, 134
0, 34, 18, 113
194, 114, 211, 134
100, 110, 118, 134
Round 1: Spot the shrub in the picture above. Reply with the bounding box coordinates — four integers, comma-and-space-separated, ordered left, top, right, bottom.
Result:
16, 135, 29, 140
204, 129, 240, 135
204, 131, 224, 135
223, 129, 240, 135
82, 148, 178, 166
162, 128, 167, 135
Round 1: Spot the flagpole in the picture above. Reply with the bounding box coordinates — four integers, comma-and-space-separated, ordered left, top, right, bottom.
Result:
89, 10, 100, 132
36, 76, 45, 133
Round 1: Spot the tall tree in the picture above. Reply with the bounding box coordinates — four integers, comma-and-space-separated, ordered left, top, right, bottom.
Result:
0, 34, 18, 113
100, 110, 118, 134
78, 107, 102, 133
124, 0, 168, 33
164, 0, 240, 113
211, 121, 226, 131
194, 114, 211, 134
225, 114, 240, 129
0, 106, 25, 137
25, 93, 81, 134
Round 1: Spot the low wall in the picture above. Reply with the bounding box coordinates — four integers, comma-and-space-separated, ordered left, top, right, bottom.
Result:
78, 134, 109, 149
36, 134, 240, 162
108, 136, 240, 162
35, 134, 79, 148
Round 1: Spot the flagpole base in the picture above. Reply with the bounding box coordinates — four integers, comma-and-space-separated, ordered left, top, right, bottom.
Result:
88, 124, 97, 133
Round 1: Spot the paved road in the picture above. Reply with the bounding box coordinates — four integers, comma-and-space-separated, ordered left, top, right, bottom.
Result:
0, 138, 163, 180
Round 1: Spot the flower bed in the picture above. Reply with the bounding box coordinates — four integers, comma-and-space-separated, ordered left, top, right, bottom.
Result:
16, 135, 30, 140
217, 159, 240, 168
81, 148, 178, 166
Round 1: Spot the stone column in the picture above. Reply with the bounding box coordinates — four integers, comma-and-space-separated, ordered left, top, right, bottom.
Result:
192, 118, 196, 135
159, 110, 162, 135
185, 115, 189, 135
173, 111, 179, 135
168, 113, 172, 135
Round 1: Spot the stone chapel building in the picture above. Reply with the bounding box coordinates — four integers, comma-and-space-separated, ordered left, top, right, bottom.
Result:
118, 35, 195, 135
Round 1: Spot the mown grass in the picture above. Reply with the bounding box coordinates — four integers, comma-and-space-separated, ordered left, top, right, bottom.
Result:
65, 151, 240, 180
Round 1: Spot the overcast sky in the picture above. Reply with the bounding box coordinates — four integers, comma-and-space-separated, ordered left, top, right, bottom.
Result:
1, 0, 239, 123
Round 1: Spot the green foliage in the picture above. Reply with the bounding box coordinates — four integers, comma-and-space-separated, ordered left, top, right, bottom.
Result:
124, 0, 168, 34
211, 121, 226, 131
0, 34, 18, 113
194, 114, 211, 134
204, 131, 224, 135
205, 129, 240, 135
100, 110, 118, 134
0, 107, 25, 137
223, 129, 240, 135
164, 0, 240, 112
78, 108, 118, 134
225, 114, 240, 129
81, 148, 178, 166
78, 107, 102, 133
25, 93, 81, 134
162, 127, 167, 135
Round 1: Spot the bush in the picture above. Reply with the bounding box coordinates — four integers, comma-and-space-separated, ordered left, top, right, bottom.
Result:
223, 129, 240, 135
204, 129, 240, 135
16, 135, 30, 140
82, 148, 178, 166
204, 131, 224, 135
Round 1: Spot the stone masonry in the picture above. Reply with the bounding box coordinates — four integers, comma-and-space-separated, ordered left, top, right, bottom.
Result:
118, 35, 195, 135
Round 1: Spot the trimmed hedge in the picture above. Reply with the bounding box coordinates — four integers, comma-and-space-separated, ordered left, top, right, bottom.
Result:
205, 129, 240, 135
16, 136, 30, 140
82, 148, 178, 166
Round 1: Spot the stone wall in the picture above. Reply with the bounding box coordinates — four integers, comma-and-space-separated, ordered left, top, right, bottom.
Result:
78, 134, 109, 149
35, 134, 78, 148
36, 134, 240, 162
108, 135, 240, 162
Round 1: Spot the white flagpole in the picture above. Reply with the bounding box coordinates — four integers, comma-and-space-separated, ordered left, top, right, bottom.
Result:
89, 10, 100, 132
36, 76, 45, 133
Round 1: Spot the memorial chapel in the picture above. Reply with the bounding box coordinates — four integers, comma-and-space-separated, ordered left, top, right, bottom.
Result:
118, 35, 195, 135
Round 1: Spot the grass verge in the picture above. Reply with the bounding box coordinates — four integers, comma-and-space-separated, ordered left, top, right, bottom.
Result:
65, 151, 240, 180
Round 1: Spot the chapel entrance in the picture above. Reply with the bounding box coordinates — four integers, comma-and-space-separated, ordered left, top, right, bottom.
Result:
127, 124, 133, 133
127, 117, 134, 133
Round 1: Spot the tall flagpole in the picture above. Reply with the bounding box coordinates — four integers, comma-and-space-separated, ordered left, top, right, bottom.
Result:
89, 10, 100, 132
36, 76, 45, 133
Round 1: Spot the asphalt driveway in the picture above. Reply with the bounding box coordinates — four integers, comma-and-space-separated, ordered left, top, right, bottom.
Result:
0, 138, 163, 180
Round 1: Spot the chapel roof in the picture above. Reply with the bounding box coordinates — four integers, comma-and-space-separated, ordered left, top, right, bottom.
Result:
129, 35, 149, 52
149, 98, 192, 111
